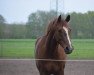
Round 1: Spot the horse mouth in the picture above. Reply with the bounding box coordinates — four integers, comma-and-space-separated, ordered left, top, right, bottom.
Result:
64, 46, 74, 54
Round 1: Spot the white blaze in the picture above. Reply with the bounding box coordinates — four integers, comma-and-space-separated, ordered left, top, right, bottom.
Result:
63, 26, 72, 48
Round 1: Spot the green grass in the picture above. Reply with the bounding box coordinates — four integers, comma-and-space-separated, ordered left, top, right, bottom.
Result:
0, 39, 94, 59
0, 39, 36, 58
68, 39, 94, 59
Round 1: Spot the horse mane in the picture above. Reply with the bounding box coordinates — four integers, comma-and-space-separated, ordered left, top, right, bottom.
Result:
45, 16, 65, 36
45, 18, 57, 36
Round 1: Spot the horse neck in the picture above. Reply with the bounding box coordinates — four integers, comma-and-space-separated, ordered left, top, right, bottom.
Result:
45, 31, 58, 58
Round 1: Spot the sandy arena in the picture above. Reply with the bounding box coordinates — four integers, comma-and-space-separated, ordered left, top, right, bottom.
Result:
0, 59, 94, 75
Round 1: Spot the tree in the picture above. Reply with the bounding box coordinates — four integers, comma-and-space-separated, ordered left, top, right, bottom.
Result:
0, 11, 94, 39
26, 10, 57, 38
0, 15, 6, 24
0, 15, 6, 38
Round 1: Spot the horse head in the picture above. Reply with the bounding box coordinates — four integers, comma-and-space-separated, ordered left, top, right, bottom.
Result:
53, 15, 74, 54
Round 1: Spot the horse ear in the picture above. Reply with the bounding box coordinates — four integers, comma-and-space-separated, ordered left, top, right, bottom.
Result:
65, 15, 70, 22
57, 15, 61, 22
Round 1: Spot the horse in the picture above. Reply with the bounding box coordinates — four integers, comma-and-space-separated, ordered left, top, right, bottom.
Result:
35, 15, 74, 75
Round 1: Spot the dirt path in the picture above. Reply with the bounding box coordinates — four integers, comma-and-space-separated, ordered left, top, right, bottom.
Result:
0, 59, 94, 75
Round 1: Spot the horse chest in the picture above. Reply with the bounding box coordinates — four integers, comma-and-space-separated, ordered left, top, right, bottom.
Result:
40, 61, 64, 72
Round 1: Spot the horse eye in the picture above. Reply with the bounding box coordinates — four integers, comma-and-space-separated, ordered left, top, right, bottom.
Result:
58, 30, 62, 33
64, 32, 67, 36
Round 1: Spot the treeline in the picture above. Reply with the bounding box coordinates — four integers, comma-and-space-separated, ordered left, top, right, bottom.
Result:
0, 11, 94, 39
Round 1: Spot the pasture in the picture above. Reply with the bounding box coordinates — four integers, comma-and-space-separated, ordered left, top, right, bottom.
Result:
0, 39, 94, 75
0, 39, 94, 59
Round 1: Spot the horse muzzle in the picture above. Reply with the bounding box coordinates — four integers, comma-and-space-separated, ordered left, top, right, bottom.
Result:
64, 46, 74, 54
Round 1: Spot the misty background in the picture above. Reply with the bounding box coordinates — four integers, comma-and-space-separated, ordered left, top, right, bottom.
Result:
0, 0, 94, 39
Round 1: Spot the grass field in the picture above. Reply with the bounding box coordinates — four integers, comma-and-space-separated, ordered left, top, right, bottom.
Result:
68, 39, 94, 59
0, 39, 94, 59
0, 39, 36, 58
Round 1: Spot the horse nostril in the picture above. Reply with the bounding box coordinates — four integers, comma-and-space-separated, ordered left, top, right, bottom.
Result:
66, 46, 72, 50
66, 47, 69, 50
64, 46, 73, 54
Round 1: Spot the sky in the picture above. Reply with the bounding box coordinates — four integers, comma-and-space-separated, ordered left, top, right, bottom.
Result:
0, 0, 94, 23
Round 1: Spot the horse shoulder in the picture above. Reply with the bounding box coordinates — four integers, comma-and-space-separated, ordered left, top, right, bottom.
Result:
35, 36, 46, 58
35, 36, 46, 48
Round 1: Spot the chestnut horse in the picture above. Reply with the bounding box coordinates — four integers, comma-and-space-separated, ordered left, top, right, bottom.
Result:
35, 15, 73, 75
